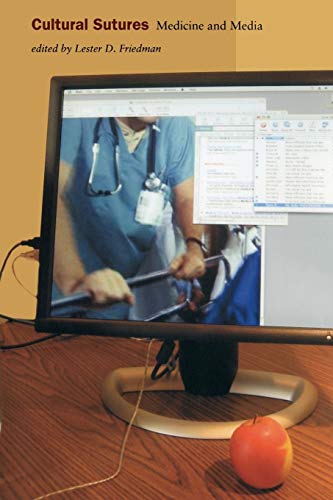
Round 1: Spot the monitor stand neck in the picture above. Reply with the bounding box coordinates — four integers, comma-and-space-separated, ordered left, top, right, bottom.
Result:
102, 341, 318, 440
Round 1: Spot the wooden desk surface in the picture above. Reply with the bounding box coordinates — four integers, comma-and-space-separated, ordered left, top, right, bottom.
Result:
1, 323, 332, 499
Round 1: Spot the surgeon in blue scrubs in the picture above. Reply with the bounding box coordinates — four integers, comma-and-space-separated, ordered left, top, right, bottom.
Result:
53, 116, 205, 319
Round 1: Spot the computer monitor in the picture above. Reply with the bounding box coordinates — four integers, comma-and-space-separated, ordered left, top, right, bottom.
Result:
36, 71, 333, 345
35, 71, 333, 438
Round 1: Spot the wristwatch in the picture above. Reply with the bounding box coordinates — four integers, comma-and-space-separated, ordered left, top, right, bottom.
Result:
185, 237, 208, 256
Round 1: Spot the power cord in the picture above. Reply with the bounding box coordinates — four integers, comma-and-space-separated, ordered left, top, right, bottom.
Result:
0, 313, 63, 350
0, 237, 49, 350
151, 340, 178, 380
34, 339, 155, 500
12, 251, 38, 298
0, 312, 35, 326
0, 237, 40, 281
1, 333, 62, 351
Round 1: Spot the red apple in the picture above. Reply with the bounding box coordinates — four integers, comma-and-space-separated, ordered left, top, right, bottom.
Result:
230, 416, 293, 489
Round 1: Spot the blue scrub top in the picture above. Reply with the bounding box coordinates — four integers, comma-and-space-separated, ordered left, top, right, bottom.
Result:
203, 250, 261, 327
55, 117, 195, 319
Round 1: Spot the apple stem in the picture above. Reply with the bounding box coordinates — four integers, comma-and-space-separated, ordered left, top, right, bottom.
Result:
253, 415, 258, 424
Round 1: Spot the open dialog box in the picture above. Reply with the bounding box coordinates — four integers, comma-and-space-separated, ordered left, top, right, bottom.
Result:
193, 109, 287, 225
254, 116, 333, 213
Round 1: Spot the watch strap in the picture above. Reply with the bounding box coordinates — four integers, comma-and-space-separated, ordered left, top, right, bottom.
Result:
185, 237, 208, 255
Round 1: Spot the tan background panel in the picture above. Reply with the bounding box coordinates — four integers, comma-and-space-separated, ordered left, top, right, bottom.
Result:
236, 0, 333, 70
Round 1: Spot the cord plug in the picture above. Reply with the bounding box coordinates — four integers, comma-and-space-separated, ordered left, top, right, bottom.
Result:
155, 340, 176, 365
0, 236, 41, 280
21, 237, 41, 249
151, 340, 177, 380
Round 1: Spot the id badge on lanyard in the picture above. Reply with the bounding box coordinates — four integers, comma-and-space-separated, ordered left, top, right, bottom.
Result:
135, 189, 165, 226
134, 125, 167, 227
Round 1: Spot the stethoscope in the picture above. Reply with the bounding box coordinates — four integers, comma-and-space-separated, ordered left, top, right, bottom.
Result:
86, 117, 161, 196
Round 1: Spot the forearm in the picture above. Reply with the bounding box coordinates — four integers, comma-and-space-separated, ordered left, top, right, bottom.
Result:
173, 180, 204, 258
53, 195, 86, 294
174, 196, 204, 243
170, 178, 205, 279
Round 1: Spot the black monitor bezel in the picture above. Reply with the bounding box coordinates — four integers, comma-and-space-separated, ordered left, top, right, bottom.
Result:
36, 70, 333, 345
